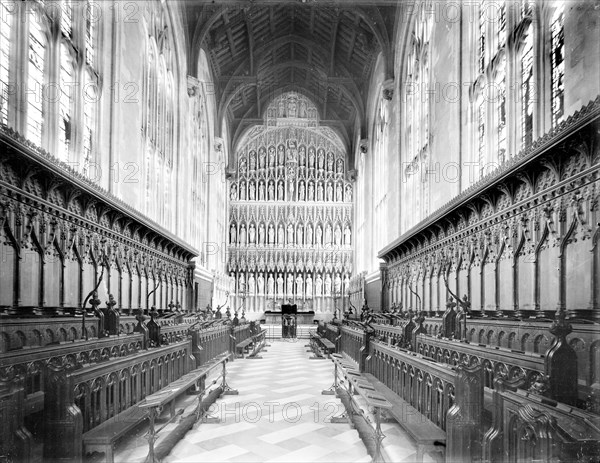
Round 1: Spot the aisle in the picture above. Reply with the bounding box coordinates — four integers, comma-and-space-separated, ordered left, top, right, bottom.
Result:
164, 339, 371, 463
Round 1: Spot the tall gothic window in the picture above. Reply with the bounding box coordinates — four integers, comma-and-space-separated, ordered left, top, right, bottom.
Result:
496, 60, 507, 162
551, 3, 565, 127
27, 9, 47, 147
58, 44, 74, 161
402, 2, 433, 225
0, 0, 13, 125
143, 11, 177, 227
521, 22, 534, 149
477, 95, 486, 175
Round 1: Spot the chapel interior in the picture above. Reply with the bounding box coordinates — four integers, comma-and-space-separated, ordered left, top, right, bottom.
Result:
1, 0, 599, 462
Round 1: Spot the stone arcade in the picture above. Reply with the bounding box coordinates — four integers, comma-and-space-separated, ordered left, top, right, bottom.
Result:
0, 1, 599, 462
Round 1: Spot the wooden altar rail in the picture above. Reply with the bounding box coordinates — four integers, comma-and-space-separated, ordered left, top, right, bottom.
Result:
420, 317, 600, 389
43, 340, 193, 460
191, 325, 231, 367
366, 341, 457, 431
416, 334, 545, 390
339, 326, 368, 370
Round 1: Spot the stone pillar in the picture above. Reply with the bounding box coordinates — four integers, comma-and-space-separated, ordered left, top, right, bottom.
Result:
446, 364, 484, 463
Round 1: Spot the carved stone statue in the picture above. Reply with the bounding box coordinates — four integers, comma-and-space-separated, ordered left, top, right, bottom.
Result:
308, 148, 315, 167
278, 224, 285, 245
259, 148, 266, 168
299, 146, 306, 166
336, 158, 343, 173
315, 274, 323, 296
306, 275, 313, 296
268, 147, 276, 167
308, 182, 315, 201
239, 224, 247, 245
277, 273, 284, 295
306, 224, 313, 245
239, 181, 246, 200
345, 184, 352, 202
299, 181, 305, 201
295, 274, 303, 295
257, 273, 265, 294
334, 225, 342, 246
230, 224, 237, 244
277, 181, 284, 200
259, 181, 266, 200
336, 183, 343, 202
317, 149, 325, 169
287, 223, 294, 244
267, 273, 275, 295
315, 225, 322, 246
238, 272, 245, 293
288, 180, 295, 200
248, 223, 256, 244
297, 226, 303, 245
248, 273, 255, 294
317, 183, 324, 201
258, 223, 265, 245
230, 184, 238, 201
325, 224, 332, 246
268, 223, 275, 245
344, 225, 351, 246
324, 274, 332, 296
326, 183, 334, 201
268, 181, 275, 200
287, 273, 294, 295
334, 274, 342, 293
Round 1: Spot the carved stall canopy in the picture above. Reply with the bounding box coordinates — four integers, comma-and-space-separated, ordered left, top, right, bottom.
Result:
378, 97, 600, 321
0, 125, 198, 313
186, 1, 397, 161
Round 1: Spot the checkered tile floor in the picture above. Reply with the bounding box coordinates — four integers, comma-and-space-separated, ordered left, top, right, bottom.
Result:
164, 339, 370, 463
110, 339, 425, 463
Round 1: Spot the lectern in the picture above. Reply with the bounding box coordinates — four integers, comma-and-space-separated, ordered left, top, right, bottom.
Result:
281, 304, 297, 338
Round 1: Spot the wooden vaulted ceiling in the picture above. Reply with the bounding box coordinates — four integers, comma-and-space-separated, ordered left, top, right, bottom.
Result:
185, 1, 397, 157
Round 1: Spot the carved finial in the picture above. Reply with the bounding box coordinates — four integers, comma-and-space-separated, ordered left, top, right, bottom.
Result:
549, 306, 572, 339
528, 373, 551, 396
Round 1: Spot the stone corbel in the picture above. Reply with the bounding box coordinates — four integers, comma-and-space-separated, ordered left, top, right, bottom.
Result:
214, 137, 224, 153
382, 79, 394, 101
359, 139, 368, 155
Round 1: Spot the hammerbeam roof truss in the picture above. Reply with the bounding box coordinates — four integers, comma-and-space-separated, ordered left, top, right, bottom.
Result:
187, 2, 396, 155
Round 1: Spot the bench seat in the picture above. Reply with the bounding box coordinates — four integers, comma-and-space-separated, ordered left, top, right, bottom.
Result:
363, 373, 446, 462
235, 338, 253, 357
82, 405, 150, 463
83, 353, 231, 463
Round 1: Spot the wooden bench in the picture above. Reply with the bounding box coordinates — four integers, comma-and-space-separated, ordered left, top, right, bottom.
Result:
235, 337, 253, 358
309, 331, 336, 357
320, 337, 336, 355
327, 354, 392, 462
83, 353, 232, 463
308, 331, 326, 359
247, 329, 267, 358
363, 373, 446, 462
82, 405, 150, 463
